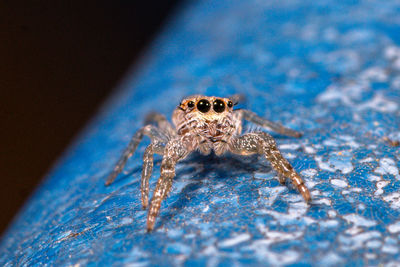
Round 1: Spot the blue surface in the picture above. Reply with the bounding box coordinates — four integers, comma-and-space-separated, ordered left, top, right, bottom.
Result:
2, 0, 400, 266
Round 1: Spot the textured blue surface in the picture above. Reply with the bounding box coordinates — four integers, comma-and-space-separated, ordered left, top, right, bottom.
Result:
2, 0, 400, 266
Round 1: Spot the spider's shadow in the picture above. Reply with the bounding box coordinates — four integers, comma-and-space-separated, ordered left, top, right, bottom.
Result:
156, 152, 272, 229
104, 146, 289, 230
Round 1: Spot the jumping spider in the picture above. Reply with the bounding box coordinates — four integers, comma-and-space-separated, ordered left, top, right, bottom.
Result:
106, 95, 311, 231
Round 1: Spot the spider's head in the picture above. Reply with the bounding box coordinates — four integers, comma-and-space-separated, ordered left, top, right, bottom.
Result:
172, 95, 236, 127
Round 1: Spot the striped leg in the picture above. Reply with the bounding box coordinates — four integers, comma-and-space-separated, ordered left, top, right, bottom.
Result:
238, 109, 303, 138
144, 112, 177, 139
105, 125, 167, 186
141, 142, 164, 210
146, 138, 189, 231
229, 132, 311, 202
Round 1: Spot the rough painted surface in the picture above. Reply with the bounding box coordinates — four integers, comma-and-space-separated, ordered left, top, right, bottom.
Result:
1, 0, 400, 266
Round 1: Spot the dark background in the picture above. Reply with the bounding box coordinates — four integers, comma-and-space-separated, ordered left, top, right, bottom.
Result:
0, 1, 181, 235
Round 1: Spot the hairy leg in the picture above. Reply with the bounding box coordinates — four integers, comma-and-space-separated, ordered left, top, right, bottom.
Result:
237, 109, 302, 138
229, 132, 311, 202
228, 94, 246, 105
141, 142, 164, 210
105, 125, 167, 186
147, 138, 190, 231
145, 111, 177, 139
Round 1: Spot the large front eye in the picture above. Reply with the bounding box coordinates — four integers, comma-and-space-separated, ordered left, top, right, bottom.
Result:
197, 99, 211, 113
213, 99, 225, 113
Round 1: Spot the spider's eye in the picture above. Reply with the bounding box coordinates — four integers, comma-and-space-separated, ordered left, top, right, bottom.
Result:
227, 101, 233, 108
197, 99, 211, 113
213, 99, 225, 113
187, 101, 195, 108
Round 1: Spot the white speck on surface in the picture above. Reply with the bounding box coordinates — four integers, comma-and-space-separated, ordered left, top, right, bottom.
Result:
279, 143, 301, 150
368, 174, 382, 182
258, 199, 315, 226
365, 240, 382, 249
360, 157, 374, 163
248, 238, 300, 266
311, 190, 321, 197
313, 198, 332, 206
305, 180, 318, 189
304, 146, 316, 154
382, 245, 399, 254
351, 187, 362, 193
331, 178, 348, 188
283, 152, 295, 159
166, 242, 192, 255
375, 180, 389, 196
323, 139, 340, 147
301, 169, 319, 188
259, 186, 287, 206
337, 135, 360, 148
202, 205, 209, 212
316, 81, 365, 106
375, 158, 400, 180
218, 233, 251, 248
339, 231, 381, 249
388, 221, 400, 234
319, 252, 342, 266
384, 45, 400, 60
315, 154, 354, 174
360, 67, 388, 82
345, 226, 363, 235
300, 169, 318, 179
55, 230, 73, 242
167, 229, 183, 239
357, 203, 366, 211
319, 220, 339, 228
368, 144, 378, 150
328, 210, 337, 218
315, 156, 335, 172
365, 253, 377, 260
120, 217, 133, 226
357, 93, 398, 113
202, 244, 218, 255
317, 84, 350, 104
256, 226, 303, 244
254, 172, 274, 180
343, 214, 377, 227
125, 262, 149, 267
383, 193, 400, 209
385, 236, 397, 244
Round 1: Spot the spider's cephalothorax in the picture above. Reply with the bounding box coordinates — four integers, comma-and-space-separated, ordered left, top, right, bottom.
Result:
173, 96, 237, 156
106, 95, 311, 232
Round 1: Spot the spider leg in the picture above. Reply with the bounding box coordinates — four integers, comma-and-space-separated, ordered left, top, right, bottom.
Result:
146, 138, 190, 232
145, 111, 177, 139
141, 142, 164, 210
237, 109, 302, 138
229, 132, 311, 202
105, 125, 167, 186
228, 94, 246, 105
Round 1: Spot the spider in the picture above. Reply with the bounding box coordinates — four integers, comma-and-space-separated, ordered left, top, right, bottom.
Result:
105, 95, 311, 231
